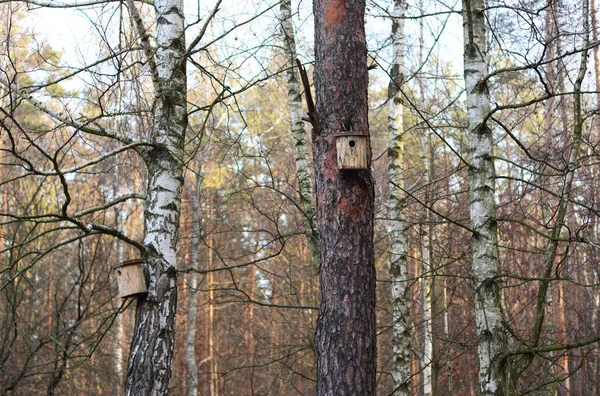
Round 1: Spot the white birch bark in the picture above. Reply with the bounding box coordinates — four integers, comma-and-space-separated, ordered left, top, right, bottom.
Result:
185, 167, 202, 396
418, 27, 433, 396
462, 0, 507, 394
417, 6, 435, 393
388, 1, 411, 393
421, 223, 433, 396
443, 280, 453, 395
125, 0, 187, 393
420, 136, 433, 396
280, 0, 319, 270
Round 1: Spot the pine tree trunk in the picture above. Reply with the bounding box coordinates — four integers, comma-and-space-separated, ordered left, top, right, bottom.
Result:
280, 0, 320, 270
125, 0, 187, 393
312, 0, 376, 394
388, 0, 412, 394
462, 0, 508, 394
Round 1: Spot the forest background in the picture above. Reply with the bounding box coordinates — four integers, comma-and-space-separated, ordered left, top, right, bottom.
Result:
1, 0, 599, 394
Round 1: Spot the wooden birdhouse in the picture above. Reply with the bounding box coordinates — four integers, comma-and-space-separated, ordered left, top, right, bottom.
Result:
334, 133, 368, 170
113, 259, 147, 298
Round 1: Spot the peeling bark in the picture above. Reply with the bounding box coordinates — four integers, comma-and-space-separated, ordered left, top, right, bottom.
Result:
387, 0, 412, 394
124, 0, 187, 393
312, 0, 376, 394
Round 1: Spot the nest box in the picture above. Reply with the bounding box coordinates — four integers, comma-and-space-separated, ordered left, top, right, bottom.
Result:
334, 133, 368, 170
113, 259, 147, 298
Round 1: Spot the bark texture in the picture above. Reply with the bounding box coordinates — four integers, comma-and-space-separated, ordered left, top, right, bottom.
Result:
462, 0, 508, 394
312, 0, 376, 394
280, 0, 320, 270
125, 0, 187, 393
387, 0, 412, 394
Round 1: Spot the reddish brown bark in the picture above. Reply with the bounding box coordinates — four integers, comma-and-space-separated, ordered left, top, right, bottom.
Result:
312, 1, 376, 395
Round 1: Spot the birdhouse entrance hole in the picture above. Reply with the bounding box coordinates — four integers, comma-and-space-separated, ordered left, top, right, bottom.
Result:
113, 259, 147, 299
334, 133, 368, 170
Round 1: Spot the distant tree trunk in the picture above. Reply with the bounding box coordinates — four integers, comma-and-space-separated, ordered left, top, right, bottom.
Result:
207, 229, 218, 396
517, 0, 589, 388
312, 0, 376, 394
590, 0, 600, 389
542, 3, 559, 393
462, 0, 508, 394
443, 280, 453, 395
280, 0, 320, 270
417, 13, 435, 392
593, 0, 600, 131
124, 0, 187, 393
387, 0, 412, 394
185, 167, 203, 396
113, 164, 125, 396
542, 5, 558, 392
420, 157, 434, 396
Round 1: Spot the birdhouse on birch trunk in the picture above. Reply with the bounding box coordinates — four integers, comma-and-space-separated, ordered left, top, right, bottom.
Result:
334, 133, 368, 170
113, 259, 147, 298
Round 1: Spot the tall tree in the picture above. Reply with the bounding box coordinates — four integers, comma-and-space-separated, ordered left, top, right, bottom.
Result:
280, 0, 320, 270
311, 0, 376, 394
417, 6, 435, 393
387, 0, 412, 394
185, 162, 203, 396
510, 0, 591, 389
462, 0, 508, 394
124, 0, 187, 392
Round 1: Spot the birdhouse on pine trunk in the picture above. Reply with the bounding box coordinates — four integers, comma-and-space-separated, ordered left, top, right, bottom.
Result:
113, 259, 147, 298
334, 133, 368, 170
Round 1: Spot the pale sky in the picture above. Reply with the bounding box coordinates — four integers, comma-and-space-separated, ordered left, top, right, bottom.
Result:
23, 0, 464, 83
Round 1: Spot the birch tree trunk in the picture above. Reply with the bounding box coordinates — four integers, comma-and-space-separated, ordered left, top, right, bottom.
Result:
416, 9, 439, 392
420, 166, 434, 396
462, 0, 508, 394
185, 167, 203, 396
312, 0, 376, 394
125, 0, 187, 393
443, 280, 453, 395
387, 0, 412, 394
280, 0, 320, 270
206, 223, 218, 396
